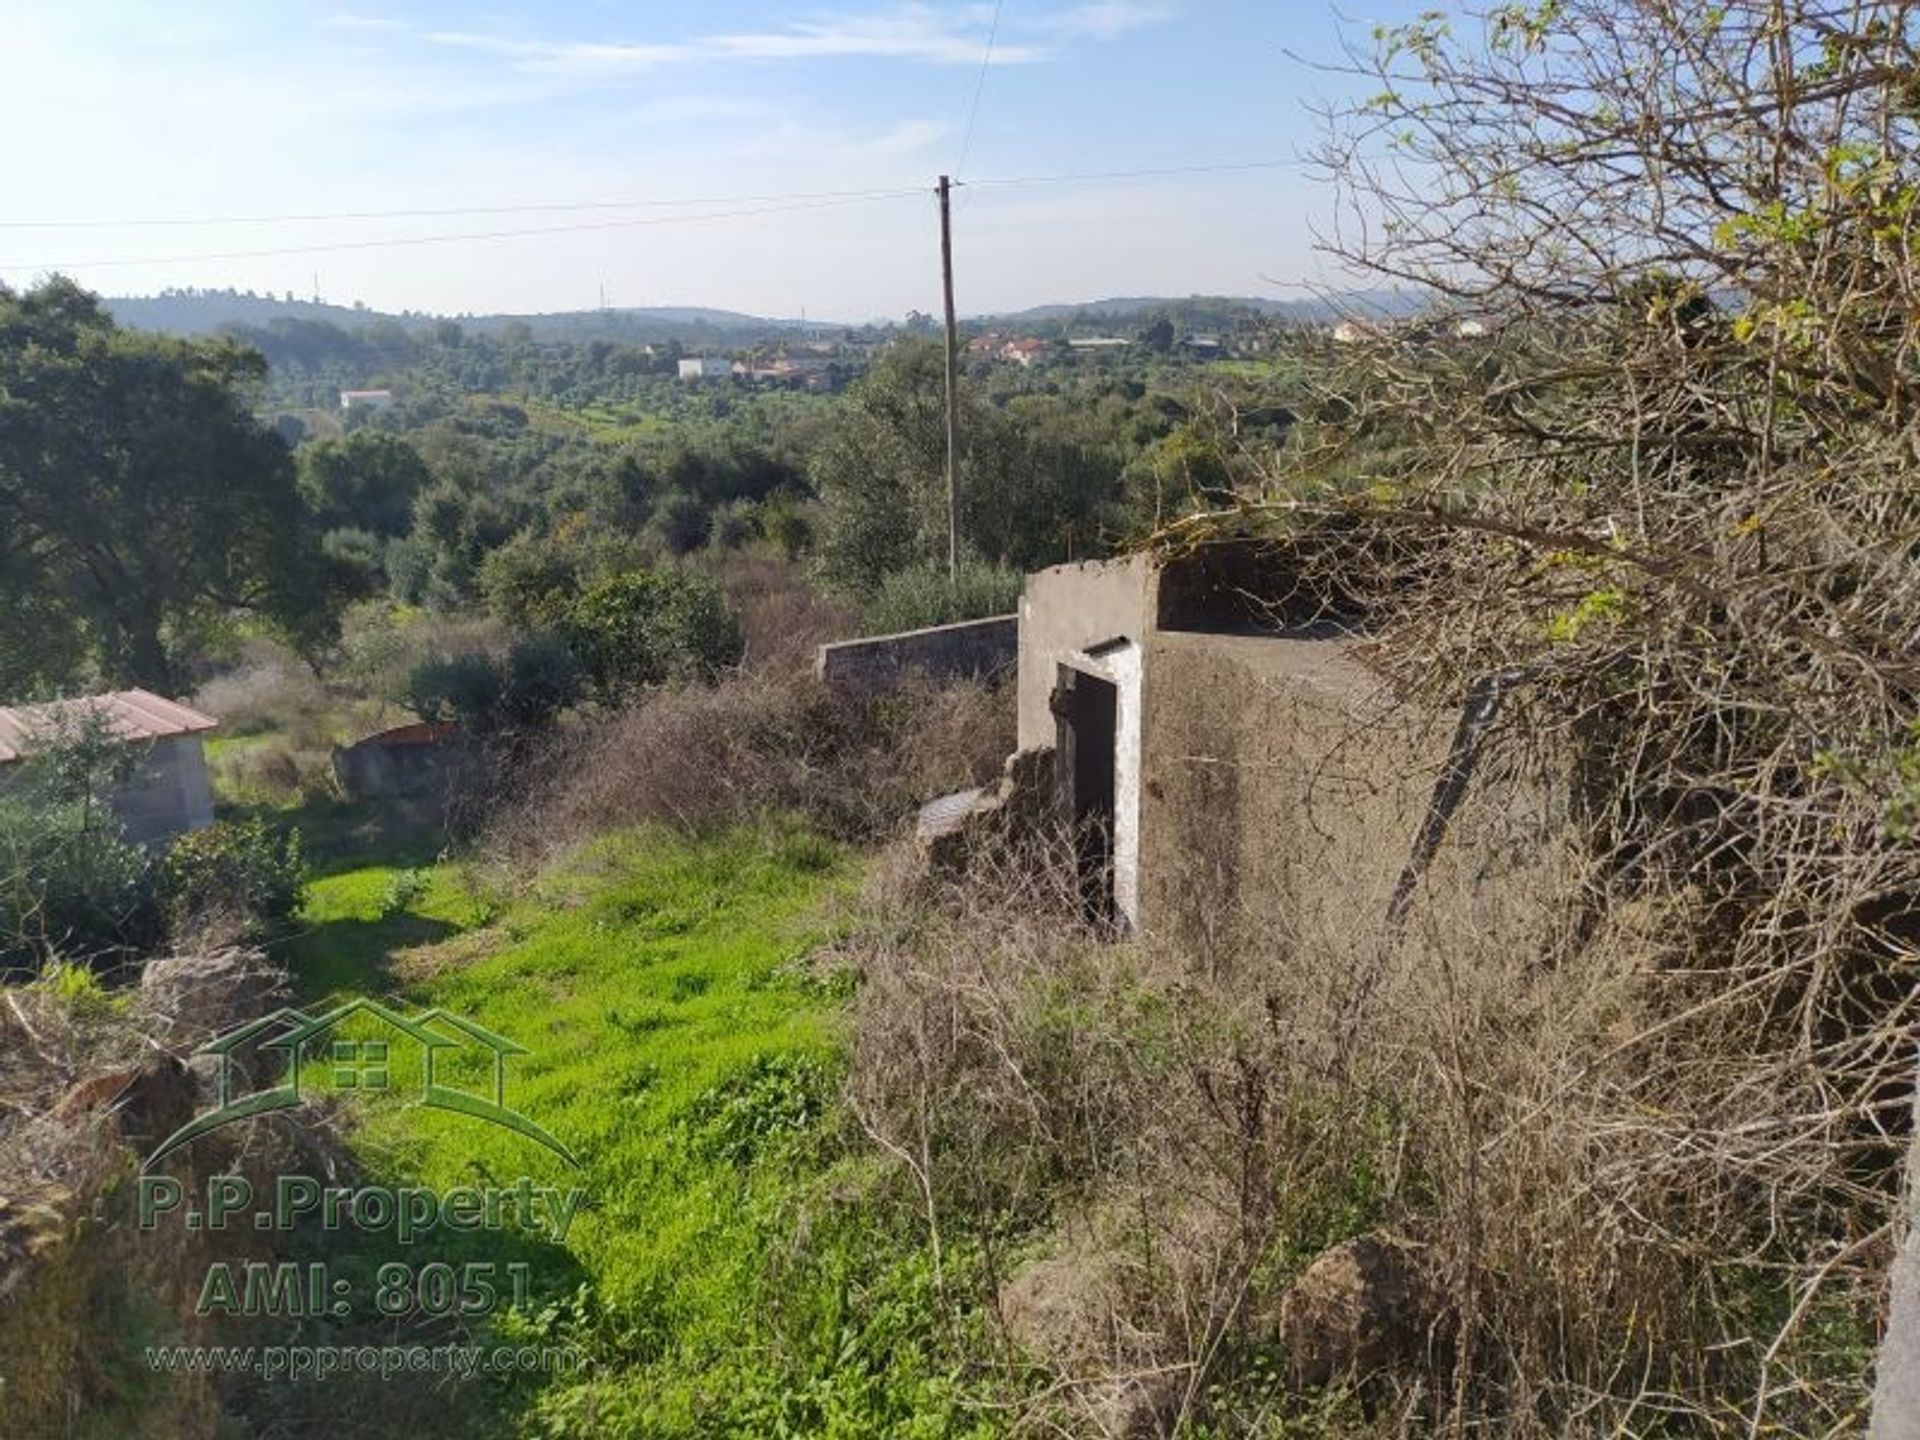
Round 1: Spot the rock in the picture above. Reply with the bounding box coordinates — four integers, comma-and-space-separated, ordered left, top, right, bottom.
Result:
999, 1241, 1181, 1436
138, 949, 288, 1047
913, 747, 1061, 874
51, 1055, 196, 1150
1278, 1232, 1438, 1388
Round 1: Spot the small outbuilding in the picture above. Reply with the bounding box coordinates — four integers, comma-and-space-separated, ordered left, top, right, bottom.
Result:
998, 546, 1569, 976
0, 689, 219, 847
331, 721, 461, 800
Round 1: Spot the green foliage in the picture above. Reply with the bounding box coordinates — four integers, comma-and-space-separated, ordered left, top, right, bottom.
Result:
809, 341, 1125, 597
654, 492, 712, 557
680, 1051, 837, 1167
295, 430, 431, 538
158, 817, 305, 940
0, 277, 342, 690
288, 822, 991, 1436
562, 570, 743, 701
404, 650, 504, 729
378, 866, 429, 917
862, 558, 1022, 635
0, 717, 161, 971
477, 529, 582, 629
403, 632, 581, 733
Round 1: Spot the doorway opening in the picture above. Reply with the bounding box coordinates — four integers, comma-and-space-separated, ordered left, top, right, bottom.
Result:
1052, 664, 1118, 924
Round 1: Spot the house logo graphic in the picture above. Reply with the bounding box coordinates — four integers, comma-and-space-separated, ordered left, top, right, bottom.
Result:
145, 998, 578, 1169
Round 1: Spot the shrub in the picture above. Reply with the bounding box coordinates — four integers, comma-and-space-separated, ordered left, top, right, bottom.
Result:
707, 500, 762, 551
487, 668, 1012, 859
861, 558, 1021, 636
654, 494, 712, 557
0, 803, 159, 974
0, 714, 162, 973
159, 818, 305, 944
404, 633, 581, 735
760, 497, 814, 561
562, 570, 743, 702
404, 651, 504, 729
498, 632, 583, 730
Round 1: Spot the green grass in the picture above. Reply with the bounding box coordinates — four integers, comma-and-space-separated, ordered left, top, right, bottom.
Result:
284, 817, 993, 1438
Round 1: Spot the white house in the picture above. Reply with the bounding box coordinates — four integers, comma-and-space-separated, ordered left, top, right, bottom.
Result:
339, 389, 395, 413
677, 357, 731, 381
0, 690, 219, 846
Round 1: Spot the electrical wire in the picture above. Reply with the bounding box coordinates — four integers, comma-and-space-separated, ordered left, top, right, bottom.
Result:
0, 191, 926, 273
954, 0, 1005, 181
0, 159, 1308, 273
0, 184, 931, 231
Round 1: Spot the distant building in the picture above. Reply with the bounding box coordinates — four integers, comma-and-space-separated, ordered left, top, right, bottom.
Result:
1002, 338, 1051, 368
339, 389, 394, 413
678, 357, 731, 381
1068, 337, 1131, 352
0, 689, 218, 846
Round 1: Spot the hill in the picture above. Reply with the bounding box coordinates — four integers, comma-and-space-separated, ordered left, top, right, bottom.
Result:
103, 289, 837, 346
102, 287, 1424, 347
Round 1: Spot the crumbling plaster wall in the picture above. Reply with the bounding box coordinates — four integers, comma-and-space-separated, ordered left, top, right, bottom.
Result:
1135, 628, 1575, 988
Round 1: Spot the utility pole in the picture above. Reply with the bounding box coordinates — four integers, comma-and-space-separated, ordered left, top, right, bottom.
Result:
938, 174, 960, 583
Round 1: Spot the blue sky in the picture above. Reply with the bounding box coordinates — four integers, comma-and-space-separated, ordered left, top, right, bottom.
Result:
1, 3, 1431, 319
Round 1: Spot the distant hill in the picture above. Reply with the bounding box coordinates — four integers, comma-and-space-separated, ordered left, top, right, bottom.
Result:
102, 287, 1427, 346
976, 291, 1424, 328
103, 290, 838, 345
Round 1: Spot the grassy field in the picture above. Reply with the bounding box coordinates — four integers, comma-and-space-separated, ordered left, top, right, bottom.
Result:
280, 816, 990, 1438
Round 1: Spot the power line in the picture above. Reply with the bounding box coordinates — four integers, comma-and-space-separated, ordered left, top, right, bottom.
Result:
0, 191, 925, 273
0, 159, 1309, 274
964, 159, 1303, 188
0, 184, 929, 231
954, 0, 1005, 182
0, 159, 1304, 235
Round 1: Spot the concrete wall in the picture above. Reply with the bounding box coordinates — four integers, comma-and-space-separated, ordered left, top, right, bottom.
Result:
332, 735, 456, 801
816, 615, 1017, 694
110, 735, 215, 847
1873, 1112, 1920, 1435
1135, 629, 1571, 986
1016, 556, 1157, 749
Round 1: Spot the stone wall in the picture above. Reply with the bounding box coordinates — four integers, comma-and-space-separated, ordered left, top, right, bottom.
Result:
816, 615, 1017, 693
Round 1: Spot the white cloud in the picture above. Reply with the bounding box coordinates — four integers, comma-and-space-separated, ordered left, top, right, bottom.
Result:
1035, 3, 1180, 40
410, 3, 1174, 77
323, 12, 406, 33
421, 32, 692, 73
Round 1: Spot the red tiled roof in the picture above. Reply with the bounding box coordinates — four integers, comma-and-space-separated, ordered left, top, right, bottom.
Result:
0, 689, 219, 764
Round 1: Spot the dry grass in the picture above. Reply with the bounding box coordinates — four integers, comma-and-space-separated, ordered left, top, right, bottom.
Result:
837, 788, 1887, 1437
486, 666, 1013, 865
708, 548, 861, 676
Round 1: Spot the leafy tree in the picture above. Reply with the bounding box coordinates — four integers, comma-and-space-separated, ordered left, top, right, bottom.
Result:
295, 430, 431, 537
563, 570, 743, 701
0, 277, 340, 691
809, 341, 1122, 595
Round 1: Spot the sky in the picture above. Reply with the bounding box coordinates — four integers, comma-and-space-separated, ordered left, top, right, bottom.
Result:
0, 2, 1430, 320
